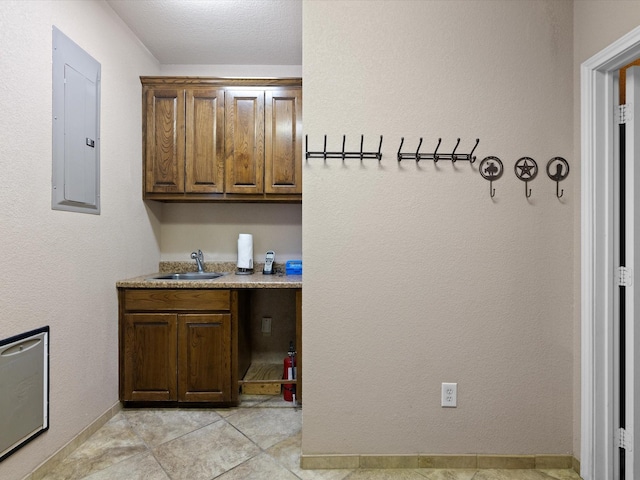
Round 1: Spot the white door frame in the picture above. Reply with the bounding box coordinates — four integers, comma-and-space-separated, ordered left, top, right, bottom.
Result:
581, 26, 640, 480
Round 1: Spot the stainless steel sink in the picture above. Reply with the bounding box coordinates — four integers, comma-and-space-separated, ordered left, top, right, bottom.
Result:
148, 272, 227, 280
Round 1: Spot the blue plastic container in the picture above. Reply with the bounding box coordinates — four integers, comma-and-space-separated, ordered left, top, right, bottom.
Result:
285, 260, 302, 275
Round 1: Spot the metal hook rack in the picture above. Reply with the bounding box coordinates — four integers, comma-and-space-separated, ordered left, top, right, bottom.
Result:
305, 135, 383, 161
397, 137, 479, 163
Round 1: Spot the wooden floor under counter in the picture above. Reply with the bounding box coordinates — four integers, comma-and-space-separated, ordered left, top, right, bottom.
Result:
241, 363, 283, 395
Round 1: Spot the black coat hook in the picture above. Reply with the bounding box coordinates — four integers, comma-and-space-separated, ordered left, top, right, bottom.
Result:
479, 156, 504, 198
450, 138, 460, 163
432, 138, 442, 162
415, 138, 424, 161
546, 157, 569, 199
397, 137, 404, 161
469, 138, 479, 163
514, 157, 538, 199
323, 135, 328, 160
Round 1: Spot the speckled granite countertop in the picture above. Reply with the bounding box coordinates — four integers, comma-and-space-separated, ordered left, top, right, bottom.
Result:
116, 262, 301, 289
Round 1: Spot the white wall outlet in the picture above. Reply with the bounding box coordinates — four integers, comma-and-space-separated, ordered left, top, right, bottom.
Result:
441, 382, 457, 407
261, 317, 272, 336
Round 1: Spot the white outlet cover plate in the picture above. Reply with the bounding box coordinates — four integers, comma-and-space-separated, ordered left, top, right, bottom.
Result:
441, 382, 457, 407
261, 317, 272, 335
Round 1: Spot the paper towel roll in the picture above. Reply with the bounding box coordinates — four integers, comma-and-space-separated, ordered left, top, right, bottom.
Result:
237, 234, 253, 269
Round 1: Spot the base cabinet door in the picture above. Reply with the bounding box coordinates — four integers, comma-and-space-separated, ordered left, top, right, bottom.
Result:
123, 313, 178, 402
178, 314, 231, 402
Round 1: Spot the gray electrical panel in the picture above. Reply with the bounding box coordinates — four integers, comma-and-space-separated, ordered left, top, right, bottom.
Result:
52, 26, 101, 214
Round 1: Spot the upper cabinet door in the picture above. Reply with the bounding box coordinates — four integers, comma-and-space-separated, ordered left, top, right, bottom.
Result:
265, 89, 302, 194
185, 89, 225, 193
225, 90, 265, 194
144, 88, 185, 193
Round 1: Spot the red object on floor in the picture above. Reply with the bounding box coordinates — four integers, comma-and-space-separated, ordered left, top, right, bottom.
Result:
283, 346, 296, 402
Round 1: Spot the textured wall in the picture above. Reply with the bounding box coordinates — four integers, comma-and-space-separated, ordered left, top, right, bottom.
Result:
160, 203, 302, 264
159, 64, 302, 77
302, 0, 574, 456
0, 2, 160, 479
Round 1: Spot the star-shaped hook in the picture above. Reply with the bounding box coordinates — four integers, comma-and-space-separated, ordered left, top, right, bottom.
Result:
514, 157, 538, 181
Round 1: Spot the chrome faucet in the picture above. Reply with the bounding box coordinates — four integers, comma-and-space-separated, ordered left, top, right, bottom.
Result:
190, 250, 205, 272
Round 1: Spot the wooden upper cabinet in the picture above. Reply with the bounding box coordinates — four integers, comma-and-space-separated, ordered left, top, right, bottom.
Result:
185, 89, 225, 193
265, 89, 302, 194
225, 90, 265, 194
144, 88, 185, 193
141, 77, 302, 202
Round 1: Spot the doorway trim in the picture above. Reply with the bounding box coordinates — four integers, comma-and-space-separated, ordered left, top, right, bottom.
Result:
582, 25, 640, 480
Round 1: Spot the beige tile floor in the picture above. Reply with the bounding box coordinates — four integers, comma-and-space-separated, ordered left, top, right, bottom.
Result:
39, 395, 583, 480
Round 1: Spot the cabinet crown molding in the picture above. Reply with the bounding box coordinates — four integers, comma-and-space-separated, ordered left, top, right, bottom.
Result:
140, 76, 301, 87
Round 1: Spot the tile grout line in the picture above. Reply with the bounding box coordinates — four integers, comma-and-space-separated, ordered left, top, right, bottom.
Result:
78, 411, 157, 480
213, 405, 304, 480
114, 398, 298, 480
123, 409, 232, 480
119, 411, 174, 480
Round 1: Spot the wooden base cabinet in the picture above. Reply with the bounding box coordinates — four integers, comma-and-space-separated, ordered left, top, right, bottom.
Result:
119, 289, 239, 404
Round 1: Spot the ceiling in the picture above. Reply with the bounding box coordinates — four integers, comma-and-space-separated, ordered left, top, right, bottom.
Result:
106, 0, 302, 65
